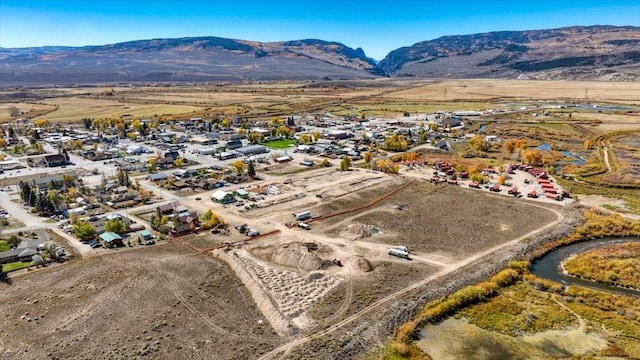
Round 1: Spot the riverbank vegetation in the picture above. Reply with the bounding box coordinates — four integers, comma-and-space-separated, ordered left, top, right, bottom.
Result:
531, 208, 640, 259
371, 210, 640, 359
564, 242, 640, 290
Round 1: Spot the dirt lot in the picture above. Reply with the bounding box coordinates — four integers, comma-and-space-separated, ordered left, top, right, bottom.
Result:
332, 183, 559, 258
0, 242, 282, 360
206, 175, 558, 341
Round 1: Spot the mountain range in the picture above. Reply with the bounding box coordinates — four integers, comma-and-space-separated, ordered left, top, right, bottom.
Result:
1, 25, 639, 86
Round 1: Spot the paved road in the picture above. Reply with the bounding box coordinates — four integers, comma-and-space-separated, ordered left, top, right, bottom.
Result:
0, 188, 42, 228
0, 186, 96, 257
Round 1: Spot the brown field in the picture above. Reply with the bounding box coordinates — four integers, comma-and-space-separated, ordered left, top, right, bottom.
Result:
570, 112, 640, 132
0, 102, 57, 122
0, 242, 283, 360
385, 79, 640, 104
314, 182, 559, 259
3, 79, 640, 123
37, 97, 205, 122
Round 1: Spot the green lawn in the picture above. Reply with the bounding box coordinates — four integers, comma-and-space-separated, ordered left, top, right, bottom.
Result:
263, 139, 296, 149
3, 147, 25, 155
2, 261, 30, 273
0, 241, 10, 252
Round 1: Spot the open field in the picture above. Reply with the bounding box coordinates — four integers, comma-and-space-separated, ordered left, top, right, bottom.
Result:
0, 242, 283, 360
310, 181, 559, 258
263, 139, 297, 149
37, 97, 205, 122
205, 170, 560, 343
570, 112, 640, 132
0, 102, 57, 122
385, 79, 640, 104
3, 79, 640, 123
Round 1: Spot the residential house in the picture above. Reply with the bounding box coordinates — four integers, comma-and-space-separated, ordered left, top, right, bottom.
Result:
0, 240, 46, 264
156, 157, 175, 169
171, 180, 189, 190
211, 190, 235, 204
0, 249, 19, 264
194, 178, 218, 190
234, 189, 249, 199
99, 232, 123, 247
164, 151, 180, 160
147, 173, 168, 182
156, 201, 184, 216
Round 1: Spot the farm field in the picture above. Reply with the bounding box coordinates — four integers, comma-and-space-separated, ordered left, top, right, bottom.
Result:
37, 97, 204, 122
384, 79, 640, 104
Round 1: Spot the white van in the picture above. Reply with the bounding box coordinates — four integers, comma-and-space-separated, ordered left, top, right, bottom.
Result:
394, 246, 409, 254
298, 222, 311, 230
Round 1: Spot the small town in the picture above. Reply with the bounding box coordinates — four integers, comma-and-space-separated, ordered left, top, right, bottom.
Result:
2, 3, 640, 360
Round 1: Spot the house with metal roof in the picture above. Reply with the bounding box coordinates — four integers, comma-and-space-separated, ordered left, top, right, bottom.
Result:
99, 232, 123, 247
211, 190, 235, 204
235, 145, 269, 156
146, 172, 168, 182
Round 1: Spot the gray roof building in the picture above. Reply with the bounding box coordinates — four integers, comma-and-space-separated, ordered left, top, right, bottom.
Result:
235, 145, 269, 156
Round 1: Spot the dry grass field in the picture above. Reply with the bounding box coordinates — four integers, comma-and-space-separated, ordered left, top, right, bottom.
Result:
3, 79, 640, 123
38, 97, 204, 122
0, 242, 283, 360
315, 181, 559, 259
385, 79, 640, 104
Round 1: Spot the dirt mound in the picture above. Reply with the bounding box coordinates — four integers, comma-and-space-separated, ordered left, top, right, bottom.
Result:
340, 223, 381, 240
251, 242, 323, 271
356, 257, 373, 272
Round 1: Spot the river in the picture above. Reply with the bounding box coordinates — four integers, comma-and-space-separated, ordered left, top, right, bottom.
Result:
531, 237, 640, 298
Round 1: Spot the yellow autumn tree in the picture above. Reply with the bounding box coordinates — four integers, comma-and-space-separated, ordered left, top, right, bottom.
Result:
34, 118, 49, 129
521, 149, 543, 166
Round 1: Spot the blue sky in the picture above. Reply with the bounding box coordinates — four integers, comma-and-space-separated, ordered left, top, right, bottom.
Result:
1, 0, 638, 59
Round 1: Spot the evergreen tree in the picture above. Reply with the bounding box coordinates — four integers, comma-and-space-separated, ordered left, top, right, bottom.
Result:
29, 189, 37, 207
247, 160, 256, 178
